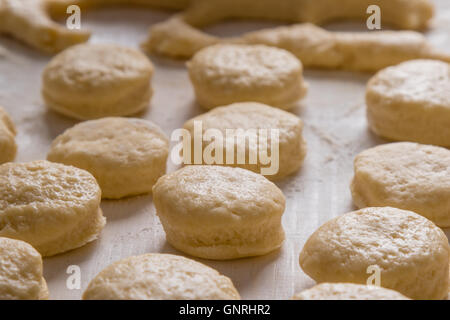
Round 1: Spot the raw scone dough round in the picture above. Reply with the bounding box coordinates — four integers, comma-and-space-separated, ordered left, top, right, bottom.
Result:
0, 237, 48, 300
187, 44, 308, 110
366, 59, 450, 147
42, 43, 154, 120
153, 165, 286, 260
82, 253, 240, 300
0, 160, 105, 257
351, 142, 450, 227
299, 207, 449, 300
182, 102, 306, 180
292, 283, 410, 300
47, 117, 169, 199
0, 107, 17, 164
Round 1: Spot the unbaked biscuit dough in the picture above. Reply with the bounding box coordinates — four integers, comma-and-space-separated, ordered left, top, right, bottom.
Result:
182, 102, 306, 180
143, 0, 435, 57
366, 60, 450, 146
42, 43, 154, 120
144, 18, 450, 71
187, 44, 307, 109
0, 106, 17, 164
0, 0, 90, 53
351, 142, 450, 227
299, 207, 449, 300
0, 237, 48, 300
153, 165, 286, 260
47, 117, 169, 199
0, 160, 105, 257
292, 283, 410, 300
82, 253, 240, 300
178, 0, 433, 30
242, 24, 450, 72
0, 0, 189, 53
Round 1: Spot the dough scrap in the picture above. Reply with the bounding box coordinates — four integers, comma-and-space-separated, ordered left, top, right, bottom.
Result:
0, 0, 90, 53
144, 17, 450, 71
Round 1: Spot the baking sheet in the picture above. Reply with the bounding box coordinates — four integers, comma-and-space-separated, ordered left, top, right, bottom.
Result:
0, 1, 449, 300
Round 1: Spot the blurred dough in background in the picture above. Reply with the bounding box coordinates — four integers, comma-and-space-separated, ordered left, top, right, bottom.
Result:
187, 44, 307, 109
42, 43, 154, 120
0, 106, 16, 164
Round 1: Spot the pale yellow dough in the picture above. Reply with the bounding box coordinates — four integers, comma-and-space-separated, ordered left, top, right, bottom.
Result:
182, 102, 306, 180
351, 142, 450, 228
242, 24, 450, 72
82, 253, 240, 300
0, 106, 17, 164
366, 60, 450, 146
293, 283, 410, 300
153, 165, 286, 260
0, 0, 188, 53
42, 43, 154, 120
0, 0, 90, 53
0, 160, 105, 257
0, 237, 48, 300
299, 207, 449, 300
187, 44, 307, 109
142, 0, 450, 70
47, 117, 169, 199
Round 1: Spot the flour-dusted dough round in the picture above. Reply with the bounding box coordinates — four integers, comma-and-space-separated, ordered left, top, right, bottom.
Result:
292, 283, 410, 300
299, 207, 449, 300
0, 160, 105, 257
47, 117, 169, 199
0, 106, 17, 164
182, 102, 306, 180
187, 44, 307, 110
0, 237, 48, 300
351, 142, 450, 227
82, 253, 240, 300
366, 59, 450, 147
42, 43, 154, 120
153, 165, 286, 260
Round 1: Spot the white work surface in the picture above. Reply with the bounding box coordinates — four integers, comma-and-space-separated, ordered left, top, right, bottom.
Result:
0, 1, 449, 300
